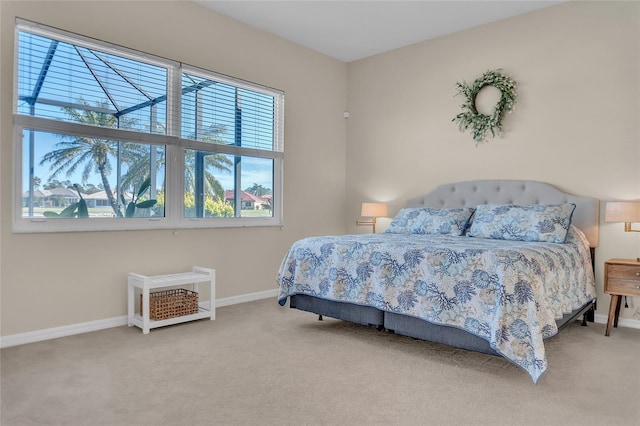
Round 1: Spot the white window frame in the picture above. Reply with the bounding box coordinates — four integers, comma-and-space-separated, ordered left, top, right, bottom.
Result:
12, 19, 284, 233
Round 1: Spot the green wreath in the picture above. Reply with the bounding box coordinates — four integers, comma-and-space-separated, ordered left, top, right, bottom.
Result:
452, 69, 517, 145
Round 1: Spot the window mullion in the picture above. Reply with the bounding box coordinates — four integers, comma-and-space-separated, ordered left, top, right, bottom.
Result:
274, 157, 284, 223
167, 65, 182, 138
166, 64, 183, 223
166, 144, 183, 224
149, 105, 158, 200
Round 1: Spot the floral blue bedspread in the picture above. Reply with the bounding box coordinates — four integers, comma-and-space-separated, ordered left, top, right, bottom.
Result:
277, 226, 596, 383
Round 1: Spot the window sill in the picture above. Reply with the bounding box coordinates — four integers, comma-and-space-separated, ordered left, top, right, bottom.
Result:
12, 217, 283, 234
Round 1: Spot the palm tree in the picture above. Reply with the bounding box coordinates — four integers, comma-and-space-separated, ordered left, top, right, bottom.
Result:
41, 99, 232, 217
184, 151, 230, 201
184, 124, 233, 201
40, 100, 122, 215
118, 142, 164, 201
245, 183, 271, 197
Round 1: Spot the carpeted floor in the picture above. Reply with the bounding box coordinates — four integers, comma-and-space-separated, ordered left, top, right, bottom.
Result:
2, 298, 639, 426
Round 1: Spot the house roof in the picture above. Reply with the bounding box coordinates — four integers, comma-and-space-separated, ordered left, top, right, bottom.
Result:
23, 188, 133, 202
84, 189, 130, 201
224, 190, 269, 204
23, 187, 86, 198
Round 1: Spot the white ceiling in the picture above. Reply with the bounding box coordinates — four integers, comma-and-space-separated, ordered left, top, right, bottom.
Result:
195, 1, 564, 62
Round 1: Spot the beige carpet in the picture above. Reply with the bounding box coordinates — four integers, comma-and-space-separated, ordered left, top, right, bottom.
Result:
2, 298, 639, 426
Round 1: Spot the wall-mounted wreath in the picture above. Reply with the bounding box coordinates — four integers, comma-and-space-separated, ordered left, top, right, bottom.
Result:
452, 69, 517, 145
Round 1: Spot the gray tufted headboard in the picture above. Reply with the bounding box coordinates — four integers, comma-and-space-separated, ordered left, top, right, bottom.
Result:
406, 180, 600, 247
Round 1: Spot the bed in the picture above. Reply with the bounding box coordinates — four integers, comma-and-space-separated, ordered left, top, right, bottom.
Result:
277, 180, 598, 383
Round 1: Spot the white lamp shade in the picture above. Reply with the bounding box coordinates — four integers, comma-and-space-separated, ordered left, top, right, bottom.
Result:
361, 202, 387, 218
605, 201, 640, 223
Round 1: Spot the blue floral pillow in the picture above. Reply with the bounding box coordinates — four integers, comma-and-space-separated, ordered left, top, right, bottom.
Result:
467, 203, 576, 243
384, 207, 475, 236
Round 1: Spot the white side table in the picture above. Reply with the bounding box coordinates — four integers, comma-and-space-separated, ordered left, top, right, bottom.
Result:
128, 266, 215, 334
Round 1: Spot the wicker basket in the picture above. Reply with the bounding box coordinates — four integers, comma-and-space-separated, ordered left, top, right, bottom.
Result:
140, 288, 199, 320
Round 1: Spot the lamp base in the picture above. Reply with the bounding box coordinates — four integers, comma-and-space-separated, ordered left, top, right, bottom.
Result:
356, 218, 377, 234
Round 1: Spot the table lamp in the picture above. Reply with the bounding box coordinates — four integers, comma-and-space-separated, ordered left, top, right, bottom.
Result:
356, 202, 388, 233
605, 201, 640, 261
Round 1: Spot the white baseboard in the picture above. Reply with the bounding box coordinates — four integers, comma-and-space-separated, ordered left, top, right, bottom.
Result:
0, 288, 278, 349
215, 288, 278, 308
0, 316, 130, 349
593, 313, 640, 330
3, 290, 637, 349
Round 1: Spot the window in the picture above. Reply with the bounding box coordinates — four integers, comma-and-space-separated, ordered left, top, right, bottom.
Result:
13, 19, 284, 233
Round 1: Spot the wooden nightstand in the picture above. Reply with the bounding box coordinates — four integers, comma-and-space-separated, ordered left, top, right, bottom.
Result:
604, 258, 640, 336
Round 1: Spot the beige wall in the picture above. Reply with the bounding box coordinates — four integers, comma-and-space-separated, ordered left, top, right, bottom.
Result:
346, 1, 640, 320
0, 1, 348, 335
